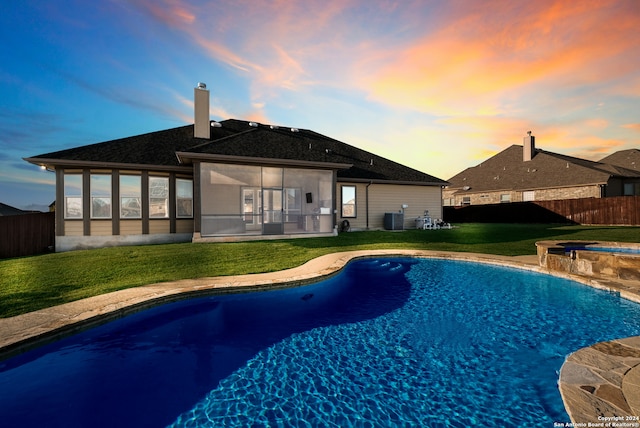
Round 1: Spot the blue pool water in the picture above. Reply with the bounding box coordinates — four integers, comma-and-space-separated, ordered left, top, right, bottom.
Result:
564, 246, 640, 255
2, 258, 640, 427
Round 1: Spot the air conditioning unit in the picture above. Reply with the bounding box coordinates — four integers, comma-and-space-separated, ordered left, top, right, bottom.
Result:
384, 212, 404, 230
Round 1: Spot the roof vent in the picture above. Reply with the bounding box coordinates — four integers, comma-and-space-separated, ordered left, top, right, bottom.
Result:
249, 122, 258, 127
270, 125, 279, 129
197, 82, 207, 89
463, 185, 470, 191
291, 128, 299, 132
370, 158, 374, 166
210, 121, 222, 127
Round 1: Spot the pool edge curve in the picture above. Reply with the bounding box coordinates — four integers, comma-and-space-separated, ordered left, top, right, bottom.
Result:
1, 249, 639, 424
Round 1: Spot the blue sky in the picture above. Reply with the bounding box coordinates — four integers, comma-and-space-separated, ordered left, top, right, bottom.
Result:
1, 0, 639, 209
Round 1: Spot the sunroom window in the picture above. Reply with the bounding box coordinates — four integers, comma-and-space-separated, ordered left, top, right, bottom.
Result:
90, 174, 112, 219
64, 174, 83, 219
149, 177, 169, 218
120, 175, 141, 218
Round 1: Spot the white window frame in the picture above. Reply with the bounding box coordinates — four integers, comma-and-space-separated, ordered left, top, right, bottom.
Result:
64, 174, 83, 219
90, 174, 112, 219
120, 175, 141, 219
149, 176, 169, 218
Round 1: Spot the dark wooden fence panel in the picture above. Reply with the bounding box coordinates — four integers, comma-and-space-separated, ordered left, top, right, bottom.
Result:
0, 212, 55, 259
534, 196, 640, 225
444, 196, 640, 225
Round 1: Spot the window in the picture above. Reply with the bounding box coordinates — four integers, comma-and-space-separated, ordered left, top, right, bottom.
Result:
120, 175, 141, 218
90, 174, 112, 218
461, 196, 471, 205
64, 174, 83, 219
149, 176, 169, 218
341, 186, 356, 217
500, 194, 511, 203
176, 178, 193, 218
522, 191, 535, 202
623, 183, 640, 196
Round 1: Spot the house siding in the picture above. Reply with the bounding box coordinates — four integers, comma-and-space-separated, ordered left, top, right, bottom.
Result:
149, 220, 171, 234
120, 220, 143, 235
337, 182, 442, 230
64, 221, 83, 236
176, 219, 194, 234
90, 220, 112, 236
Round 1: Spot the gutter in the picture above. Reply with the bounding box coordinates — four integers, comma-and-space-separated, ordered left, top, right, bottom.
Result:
366, 181, 372, 229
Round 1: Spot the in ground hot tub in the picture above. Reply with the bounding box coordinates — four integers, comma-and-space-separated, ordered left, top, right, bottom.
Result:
536, 241, 640, 282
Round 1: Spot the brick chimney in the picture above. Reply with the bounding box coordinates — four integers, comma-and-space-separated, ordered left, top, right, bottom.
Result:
523, 131, 535, 162
194, 82, 210, 139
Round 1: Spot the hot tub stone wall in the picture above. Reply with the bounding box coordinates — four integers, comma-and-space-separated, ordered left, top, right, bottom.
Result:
536, 241, 640, 282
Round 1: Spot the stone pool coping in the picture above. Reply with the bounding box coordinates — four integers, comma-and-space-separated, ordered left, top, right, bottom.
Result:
1, 249, 639, 423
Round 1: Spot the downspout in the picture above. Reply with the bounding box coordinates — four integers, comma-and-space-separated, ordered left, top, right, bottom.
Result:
366, 181, 372, 230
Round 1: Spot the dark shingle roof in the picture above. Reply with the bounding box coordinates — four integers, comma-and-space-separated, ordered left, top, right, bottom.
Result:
446, 145, 640, 193
599, 148, 640, 172
27, 119, 446, 185
0, 203, 25, 216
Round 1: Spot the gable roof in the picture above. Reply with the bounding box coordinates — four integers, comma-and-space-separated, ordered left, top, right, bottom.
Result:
446, 145, 640, 194
0, 202, 26, 216
26, 119, 446, 185
599, 148, 640, 171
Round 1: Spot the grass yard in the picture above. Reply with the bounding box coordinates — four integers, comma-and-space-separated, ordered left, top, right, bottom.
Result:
1, 223, 639, 318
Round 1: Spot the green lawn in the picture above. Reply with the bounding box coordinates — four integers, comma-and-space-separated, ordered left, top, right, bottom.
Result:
1, 223, 639, 318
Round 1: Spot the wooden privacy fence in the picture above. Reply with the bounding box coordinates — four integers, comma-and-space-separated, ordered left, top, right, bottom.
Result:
0, 212, 55, 259
534, 196, 640, 225
444, 196, 640, 225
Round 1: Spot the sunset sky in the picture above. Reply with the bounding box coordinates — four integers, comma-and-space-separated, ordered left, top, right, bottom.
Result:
1, 0, 639, 209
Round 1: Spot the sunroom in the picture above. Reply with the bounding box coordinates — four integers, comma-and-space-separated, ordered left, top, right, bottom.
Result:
197, 163, 336, 237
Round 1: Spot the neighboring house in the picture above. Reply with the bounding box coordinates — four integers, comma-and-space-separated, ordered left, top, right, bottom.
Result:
25, 84, 447, 252
0, 203, 25, 216
600, 148, 640, 170
443, 132, 640, 206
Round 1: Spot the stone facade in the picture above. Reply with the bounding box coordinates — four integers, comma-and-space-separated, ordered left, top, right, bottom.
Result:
443, 185, 601, 206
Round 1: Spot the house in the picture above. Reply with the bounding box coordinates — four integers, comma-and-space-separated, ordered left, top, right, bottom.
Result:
443, 132, 640, 206
0, 203, 26, 216
25, 83, 447, 252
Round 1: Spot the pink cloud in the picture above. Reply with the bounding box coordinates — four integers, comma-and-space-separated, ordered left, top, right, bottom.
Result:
360, 0, 640, 115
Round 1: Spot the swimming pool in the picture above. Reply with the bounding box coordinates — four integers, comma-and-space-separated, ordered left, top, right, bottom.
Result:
1, 258, 639, 427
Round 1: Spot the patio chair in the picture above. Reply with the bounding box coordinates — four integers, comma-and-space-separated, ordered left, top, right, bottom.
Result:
423, 216, 436, 230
